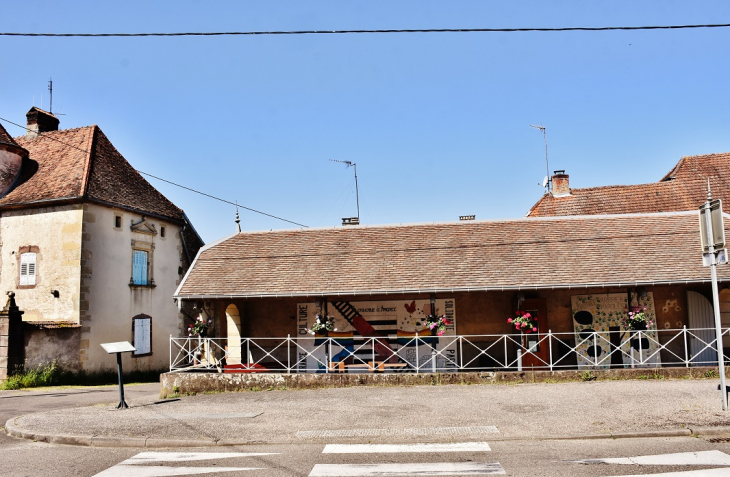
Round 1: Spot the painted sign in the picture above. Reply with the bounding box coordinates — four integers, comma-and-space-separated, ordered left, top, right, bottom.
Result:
571, 293, 660, 369
296, 299, 456, 372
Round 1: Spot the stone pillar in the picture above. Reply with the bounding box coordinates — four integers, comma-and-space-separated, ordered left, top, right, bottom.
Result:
0, 292, 25, 380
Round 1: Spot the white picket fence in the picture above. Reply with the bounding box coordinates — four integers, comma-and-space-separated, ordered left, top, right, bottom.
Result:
170, 327, 730, 373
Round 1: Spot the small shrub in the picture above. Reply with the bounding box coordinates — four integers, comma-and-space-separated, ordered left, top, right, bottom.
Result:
580, 370, 596, 382
0, 362, 164, 390
705, 369, 720, 379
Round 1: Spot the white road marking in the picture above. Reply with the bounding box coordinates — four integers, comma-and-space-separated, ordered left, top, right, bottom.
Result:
323, 442, 492, 454
573, 450, 730, 466
94, 465, 262, 477
308, 462, 506, 476
616, 469, 730, 477
147, 412, 263, 419
297, 426, 499, 439
122, 451, 278, 464
93, 451, 275, 476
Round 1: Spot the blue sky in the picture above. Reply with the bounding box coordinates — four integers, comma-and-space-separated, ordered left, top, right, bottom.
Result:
3, 1, 730, 242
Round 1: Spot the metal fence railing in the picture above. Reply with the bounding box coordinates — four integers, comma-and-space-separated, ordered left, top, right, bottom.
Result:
170, 327, 730, 374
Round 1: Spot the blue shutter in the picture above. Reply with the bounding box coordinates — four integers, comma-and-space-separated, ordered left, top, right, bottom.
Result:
132, 250, 148, 285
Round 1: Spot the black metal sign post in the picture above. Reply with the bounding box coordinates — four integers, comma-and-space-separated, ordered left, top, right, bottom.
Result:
100, 341, 136, 409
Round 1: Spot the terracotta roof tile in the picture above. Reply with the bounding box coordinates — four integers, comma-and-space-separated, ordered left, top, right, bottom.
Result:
527, 153, 730, 217
4, 126, 184, 221
175, 212, 727, 298
0, 122, 19, 147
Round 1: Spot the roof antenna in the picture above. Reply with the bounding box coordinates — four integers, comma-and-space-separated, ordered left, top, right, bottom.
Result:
330, 159, 360, 222
530, 124, 549, 192
235, 201, 241, 233
48, 78, 53, 113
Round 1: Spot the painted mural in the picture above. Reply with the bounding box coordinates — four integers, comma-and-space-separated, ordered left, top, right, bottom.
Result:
571, 293, 661, 369
296, 299, 456, 372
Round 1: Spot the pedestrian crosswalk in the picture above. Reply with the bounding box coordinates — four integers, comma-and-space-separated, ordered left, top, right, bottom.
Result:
92, 452, 278, 477
309, 462, 505, 476
92, 444, 730, 476
571, 450, 730, 476
311, 442, 504, 476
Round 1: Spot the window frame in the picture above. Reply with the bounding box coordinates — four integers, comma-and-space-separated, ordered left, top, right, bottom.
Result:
132, 314, 153, 357
20, 252, 37, 286
17, 246, 40, 289
131, 249, 149, 285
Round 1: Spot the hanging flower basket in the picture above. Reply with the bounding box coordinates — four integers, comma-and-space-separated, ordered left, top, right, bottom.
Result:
308, 314, 337, 336
188, 315, 212, 337
508, 310, 538, 334
622, 306, 653, 331
417, 314, 451, 336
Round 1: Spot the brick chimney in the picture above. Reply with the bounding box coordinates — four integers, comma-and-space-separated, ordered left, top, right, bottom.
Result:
25, 107, 59, 139
551, 170, 571, 197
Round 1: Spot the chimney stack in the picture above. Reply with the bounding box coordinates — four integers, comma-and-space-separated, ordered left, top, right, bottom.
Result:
26, 107, 59, 139
551, 170, 571, 197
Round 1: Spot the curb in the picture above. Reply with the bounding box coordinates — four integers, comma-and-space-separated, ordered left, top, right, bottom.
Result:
6, 415, 728, 448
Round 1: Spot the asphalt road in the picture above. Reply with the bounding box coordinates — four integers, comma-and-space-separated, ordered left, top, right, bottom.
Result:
5, 384, 730, 476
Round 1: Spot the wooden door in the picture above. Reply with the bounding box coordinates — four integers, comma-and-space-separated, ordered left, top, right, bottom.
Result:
520, 299, 549, 368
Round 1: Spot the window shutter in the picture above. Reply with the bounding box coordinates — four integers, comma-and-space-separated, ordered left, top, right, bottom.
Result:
132, 250, 148, 285
20, 253, 36, 286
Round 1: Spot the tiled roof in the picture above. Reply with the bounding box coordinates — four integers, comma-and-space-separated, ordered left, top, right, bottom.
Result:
526, 153, 730, 217
0, 122, 19, 147
175, 212, 727, 298
3, 126, 185, 221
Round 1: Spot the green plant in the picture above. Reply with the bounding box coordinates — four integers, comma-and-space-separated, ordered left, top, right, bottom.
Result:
508, 311, 537, 334
308, 314, 336, 334
579, 370, 596, 382
622, 306, 654, 330
188, 314, 212, 337
418, 314, 451, 336
0, 362, 164, 390
705, 369, 720, 378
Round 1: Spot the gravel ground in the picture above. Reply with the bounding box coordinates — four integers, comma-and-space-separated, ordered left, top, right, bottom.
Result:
10, 379, 730, 443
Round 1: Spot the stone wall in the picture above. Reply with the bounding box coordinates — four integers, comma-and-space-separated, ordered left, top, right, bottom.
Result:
23, 324, 81, 371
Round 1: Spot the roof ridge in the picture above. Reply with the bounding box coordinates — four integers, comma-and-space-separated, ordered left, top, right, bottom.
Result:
80, 125, 99, 198
13, 124, 96, 142
226, 209, 698, 237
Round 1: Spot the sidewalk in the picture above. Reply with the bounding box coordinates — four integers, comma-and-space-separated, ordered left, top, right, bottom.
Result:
6, 379, 730, 447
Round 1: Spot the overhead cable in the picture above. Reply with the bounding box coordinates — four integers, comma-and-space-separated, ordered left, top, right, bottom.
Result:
2, 23, 730, 38
0, 116, 308, 228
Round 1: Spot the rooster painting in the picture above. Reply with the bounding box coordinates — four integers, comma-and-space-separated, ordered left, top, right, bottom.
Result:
404, 300, 416, 315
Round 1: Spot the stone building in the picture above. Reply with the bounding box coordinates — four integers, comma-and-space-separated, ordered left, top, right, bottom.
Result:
173, 210, 730, 372
0, 107, 203, 372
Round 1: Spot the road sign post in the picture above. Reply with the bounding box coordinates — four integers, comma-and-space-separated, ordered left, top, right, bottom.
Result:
700, 194, 728, 411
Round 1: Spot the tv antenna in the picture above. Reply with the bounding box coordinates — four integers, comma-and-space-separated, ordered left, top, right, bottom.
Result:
330, 159, 360, 221
530, 124, 549, 191
48, 78, 53, 113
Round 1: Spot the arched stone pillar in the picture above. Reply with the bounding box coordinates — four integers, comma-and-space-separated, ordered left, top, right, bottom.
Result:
225, 304, 243, 365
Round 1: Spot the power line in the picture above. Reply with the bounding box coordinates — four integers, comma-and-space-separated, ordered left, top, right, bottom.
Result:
136, 171, 308, 228
0, 116, 308, 228
2, 23, 730, 38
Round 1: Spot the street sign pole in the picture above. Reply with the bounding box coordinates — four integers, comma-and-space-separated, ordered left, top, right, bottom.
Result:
701, 189, 728, 411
